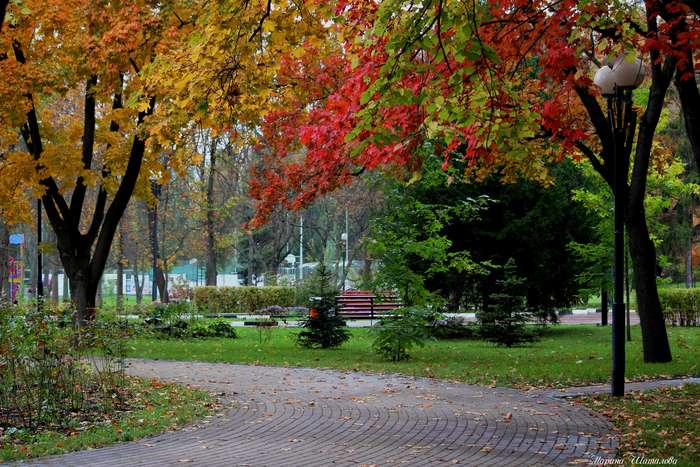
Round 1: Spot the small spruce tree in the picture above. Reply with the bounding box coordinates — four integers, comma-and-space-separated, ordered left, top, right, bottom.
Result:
296, 263, 350, 349
477, 258, 536, 347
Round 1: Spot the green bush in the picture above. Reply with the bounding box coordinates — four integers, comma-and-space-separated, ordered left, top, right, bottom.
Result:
204, 319, 238, 338
658, 288, 700, 326
429, 316, 478, 339
0, 302, 129, 431
193, 286, 296, 315
371, 307, 435, 361
142, 301, 237, 339
142, 302, 193, 337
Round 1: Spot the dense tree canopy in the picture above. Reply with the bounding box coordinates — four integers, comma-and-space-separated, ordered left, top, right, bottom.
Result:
372, 154, 596, 315
251, 0, 700, 362
0, 0, 697, 366
0, 0, 331, 320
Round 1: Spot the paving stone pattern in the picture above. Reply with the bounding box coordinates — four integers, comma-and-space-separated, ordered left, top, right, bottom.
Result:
548, 376, 700, 398
20, 360, 616, 466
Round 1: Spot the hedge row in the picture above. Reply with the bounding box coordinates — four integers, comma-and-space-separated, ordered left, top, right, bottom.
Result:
193, 286, 296, 315
657, 288, 700, 326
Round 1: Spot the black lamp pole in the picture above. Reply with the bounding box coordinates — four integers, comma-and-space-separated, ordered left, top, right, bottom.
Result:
608, 86, 632, 397
596, 56, 643, 397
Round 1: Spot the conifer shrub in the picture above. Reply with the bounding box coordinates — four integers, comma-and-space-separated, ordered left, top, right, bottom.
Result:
477, 258, 537, 347
371, 306, 435, 361
296, 264, 349, 349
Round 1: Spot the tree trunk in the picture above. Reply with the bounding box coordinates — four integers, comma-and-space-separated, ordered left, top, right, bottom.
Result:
157, 262, 168, 302
134, 271, 142, 304
0, 221, 8, 299
574, 44, 675, 364
14, 70, 156, 324
0, 0, 8, 33
686, 247, 693, 288
247, 231, 256, 285
96, 276, 103, 308
362, 253, 372, 287
116, 267, 124, 310
205, 138, 218, 286
626, 209, 672, 362
66, 265, 97, 324
600, 288, 608, 326
62, 271, 69, 302
149, 186, 159, 301
50, 264, 59, 304
116, 221, 124, 310
46, 229, 59, 304
148, 183, 167, 302
674, 52, 700, 174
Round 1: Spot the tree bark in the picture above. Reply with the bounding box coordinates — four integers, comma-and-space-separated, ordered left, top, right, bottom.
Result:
626, 208, 672, 362
600, 288, 608, 326
247, 231, 256, 285
50, 264, 59, 304
206, 137, 218, 286
116, 221, 124, 311
572, 8, 676, 362
0, 0, 8, 33
686, 239, 693, 289
0, 221, 8, 299
70, 273, 97, 321
133, 261, 143, 305
148, 181, 168, 301
11, 55, 156, 324
96, 276, 103, 308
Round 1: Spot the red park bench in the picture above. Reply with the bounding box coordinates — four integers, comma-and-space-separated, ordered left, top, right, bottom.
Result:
335, 290, 402, 319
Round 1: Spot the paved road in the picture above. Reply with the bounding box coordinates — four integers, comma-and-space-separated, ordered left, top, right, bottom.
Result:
21, 359, 616, 466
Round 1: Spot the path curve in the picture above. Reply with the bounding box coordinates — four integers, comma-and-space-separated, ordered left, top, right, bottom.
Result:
23, 359, 616, 466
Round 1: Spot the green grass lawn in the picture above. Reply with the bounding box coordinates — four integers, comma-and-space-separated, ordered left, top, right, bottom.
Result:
127, 325, 700, 388
0, 377, 214, 462
579, 384, 700, 466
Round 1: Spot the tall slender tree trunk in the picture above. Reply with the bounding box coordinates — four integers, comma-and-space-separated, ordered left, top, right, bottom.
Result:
686, 203, 693, 288
96, 276, 103, 308
50, 264, 59, 304
600, 288, 608, 326
626, 208, 672, 362
247, 231, 256, 285
686, 245, 693, 288
116, 221, 124, 311
133, 261, 143, 305
148, 184, 167, 301
30, 228, 38, 299
0, 221, 8, 299
205, 140, 218, 286
62, 270, 69, 302
46, 229, 58, 304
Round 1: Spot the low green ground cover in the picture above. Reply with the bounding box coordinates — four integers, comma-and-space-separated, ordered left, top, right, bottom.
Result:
579, 384, 700, 466
127, 325, 700, 388
0, 377, 214, 462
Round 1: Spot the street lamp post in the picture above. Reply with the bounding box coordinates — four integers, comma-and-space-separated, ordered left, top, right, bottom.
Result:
593, 54, 644, 397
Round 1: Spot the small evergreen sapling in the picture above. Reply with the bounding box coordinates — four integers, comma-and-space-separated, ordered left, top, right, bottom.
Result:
477, 258, 536, 347
296, 264, 350, 349
371, 306, 435, 361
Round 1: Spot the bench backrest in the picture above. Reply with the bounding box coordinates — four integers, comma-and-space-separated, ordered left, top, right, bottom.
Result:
335, 290, 402, 318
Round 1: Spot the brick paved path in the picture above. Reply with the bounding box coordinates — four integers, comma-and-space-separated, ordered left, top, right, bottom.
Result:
20, 360, 617, 466
548, 376, 700, 398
